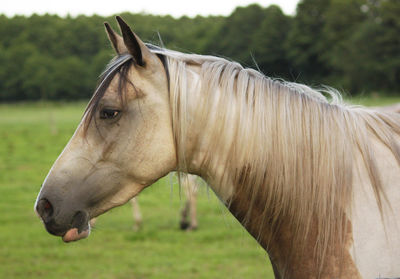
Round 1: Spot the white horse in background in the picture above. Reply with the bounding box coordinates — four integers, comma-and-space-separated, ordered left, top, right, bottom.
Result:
91, 174, 200, 231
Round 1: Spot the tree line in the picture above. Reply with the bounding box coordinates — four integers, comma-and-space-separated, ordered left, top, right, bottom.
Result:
0, 0, 399, 101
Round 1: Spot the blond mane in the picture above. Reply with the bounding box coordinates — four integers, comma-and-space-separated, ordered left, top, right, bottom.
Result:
152, 48, 400, 271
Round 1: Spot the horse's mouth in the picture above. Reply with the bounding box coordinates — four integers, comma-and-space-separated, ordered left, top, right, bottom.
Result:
62, 211, 91, 242
62, 226, 90, 242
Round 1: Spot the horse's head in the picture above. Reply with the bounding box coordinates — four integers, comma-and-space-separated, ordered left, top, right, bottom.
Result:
35, 17, 176, 242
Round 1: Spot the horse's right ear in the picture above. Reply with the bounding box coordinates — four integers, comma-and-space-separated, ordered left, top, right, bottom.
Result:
104, 22, 127, 54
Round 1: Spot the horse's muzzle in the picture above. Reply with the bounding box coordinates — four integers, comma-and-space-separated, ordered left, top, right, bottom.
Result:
36, 197, 90, 238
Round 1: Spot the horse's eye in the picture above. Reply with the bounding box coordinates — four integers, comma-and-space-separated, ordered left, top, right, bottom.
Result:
99, 108, 120, 120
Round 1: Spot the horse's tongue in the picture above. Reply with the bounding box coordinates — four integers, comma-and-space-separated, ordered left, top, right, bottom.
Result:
62, 228, 89, 242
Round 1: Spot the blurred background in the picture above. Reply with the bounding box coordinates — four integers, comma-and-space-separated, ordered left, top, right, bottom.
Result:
0, 0, 399, 278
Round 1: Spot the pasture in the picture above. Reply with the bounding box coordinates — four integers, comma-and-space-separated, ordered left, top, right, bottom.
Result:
1, 97, 399, 278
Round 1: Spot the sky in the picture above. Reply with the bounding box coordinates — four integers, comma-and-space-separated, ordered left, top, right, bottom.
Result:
0, 0, 300, 18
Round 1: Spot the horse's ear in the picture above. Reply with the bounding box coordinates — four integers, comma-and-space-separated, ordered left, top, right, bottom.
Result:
104, 22, 126, 54
116, 16, 151, 67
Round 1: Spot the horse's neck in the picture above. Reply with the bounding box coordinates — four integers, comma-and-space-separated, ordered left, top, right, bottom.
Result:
176, 64, 236, 201
190, 150, 360, 278
179, 68, 361, 278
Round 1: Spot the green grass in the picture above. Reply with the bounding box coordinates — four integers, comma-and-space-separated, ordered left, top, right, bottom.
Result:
1, 96, 399, 279
0, 102, 273, 279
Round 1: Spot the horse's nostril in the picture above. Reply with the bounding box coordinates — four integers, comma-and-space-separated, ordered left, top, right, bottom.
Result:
44, 201, 51, 209
36, 198, 54, 221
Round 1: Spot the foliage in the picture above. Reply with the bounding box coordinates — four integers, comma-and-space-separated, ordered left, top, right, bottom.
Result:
0, 0, 399, 101
286, 0, 331, 82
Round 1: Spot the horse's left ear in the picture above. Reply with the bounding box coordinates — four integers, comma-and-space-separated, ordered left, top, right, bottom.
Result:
116, 16, 152, 67
104, 22, 126, 54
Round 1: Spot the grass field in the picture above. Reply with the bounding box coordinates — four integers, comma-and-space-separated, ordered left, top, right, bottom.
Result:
1, 97, 399, 279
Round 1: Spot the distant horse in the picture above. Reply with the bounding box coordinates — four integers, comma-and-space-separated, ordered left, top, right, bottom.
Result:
178, 174, 199, 230
35, 17, 400, 278
90, 174, 200, 231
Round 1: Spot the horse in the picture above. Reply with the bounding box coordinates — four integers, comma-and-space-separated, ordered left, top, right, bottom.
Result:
35, 17, 400, 278
89, 196, 143, 231
90, 173, 200, 231
177, 174, 199, 230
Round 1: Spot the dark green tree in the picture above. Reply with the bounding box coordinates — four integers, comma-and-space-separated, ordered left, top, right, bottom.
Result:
252, 5, 292, 78
21, 53, 56, 99
51, 56, 91, 100
286, 0, 331, 83
207, 4, 267, 65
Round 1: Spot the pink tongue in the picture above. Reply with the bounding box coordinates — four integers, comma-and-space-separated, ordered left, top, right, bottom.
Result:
62, 228, 89, 242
